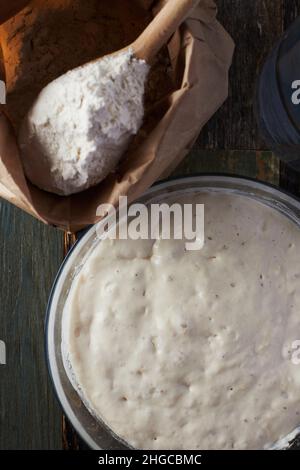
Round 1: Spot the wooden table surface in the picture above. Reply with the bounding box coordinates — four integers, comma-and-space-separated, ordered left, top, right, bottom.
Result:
1, 0, 300, 450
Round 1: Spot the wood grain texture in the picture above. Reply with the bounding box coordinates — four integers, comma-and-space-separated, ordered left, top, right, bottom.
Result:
197, 0, 283, 151
0, 201, 63, 449
174, 149, 279, 184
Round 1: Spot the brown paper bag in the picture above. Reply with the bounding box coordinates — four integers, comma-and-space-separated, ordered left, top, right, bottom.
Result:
0, 0, 234, 232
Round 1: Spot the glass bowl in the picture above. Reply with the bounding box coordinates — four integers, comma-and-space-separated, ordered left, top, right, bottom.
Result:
45, 174, 300, 450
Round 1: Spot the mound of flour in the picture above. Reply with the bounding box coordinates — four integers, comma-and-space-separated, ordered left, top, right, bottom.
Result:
18, 49, 149, 195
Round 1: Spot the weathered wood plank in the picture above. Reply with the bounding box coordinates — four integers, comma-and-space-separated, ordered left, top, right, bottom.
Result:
197, 0, 283, 151
283, 0, 300, 26
174, 149, 279, 185
0, 201, 63, 449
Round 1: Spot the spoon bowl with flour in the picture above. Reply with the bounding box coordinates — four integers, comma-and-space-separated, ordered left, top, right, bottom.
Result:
18, 0, 200, 195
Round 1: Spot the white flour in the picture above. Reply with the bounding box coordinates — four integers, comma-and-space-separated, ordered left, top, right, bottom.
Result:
18, 49, 149, 195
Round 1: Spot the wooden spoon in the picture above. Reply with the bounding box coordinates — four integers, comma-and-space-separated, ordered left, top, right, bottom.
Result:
131, 0, 200, 63
88, 0, 200, 66
19, 0, 201, 196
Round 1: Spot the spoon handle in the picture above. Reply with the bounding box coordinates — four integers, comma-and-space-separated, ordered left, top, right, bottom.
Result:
132, 0, 200, 63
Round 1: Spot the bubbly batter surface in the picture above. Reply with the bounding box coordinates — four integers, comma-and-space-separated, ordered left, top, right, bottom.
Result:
62, 192, 300, 449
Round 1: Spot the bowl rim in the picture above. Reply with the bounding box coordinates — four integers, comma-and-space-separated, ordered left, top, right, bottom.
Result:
45, 173, 300, 449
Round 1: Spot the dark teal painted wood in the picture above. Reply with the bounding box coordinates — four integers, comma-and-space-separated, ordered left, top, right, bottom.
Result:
0, 201, 63, 449
198, 0, 283, 150
173, 149, 279, 185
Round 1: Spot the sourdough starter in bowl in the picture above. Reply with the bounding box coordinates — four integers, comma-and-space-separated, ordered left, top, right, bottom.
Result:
62, 191, 300, 450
